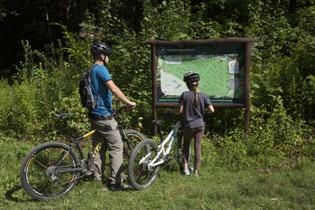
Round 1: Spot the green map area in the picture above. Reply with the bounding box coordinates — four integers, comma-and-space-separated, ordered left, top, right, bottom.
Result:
158, 55, 244, 102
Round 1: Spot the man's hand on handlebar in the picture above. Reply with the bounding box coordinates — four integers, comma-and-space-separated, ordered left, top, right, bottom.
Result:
125, 101, 136, 110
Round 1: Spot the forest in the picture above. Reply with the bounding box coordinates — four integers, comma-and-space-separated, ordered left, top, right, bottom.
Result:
0, 0, 314, 208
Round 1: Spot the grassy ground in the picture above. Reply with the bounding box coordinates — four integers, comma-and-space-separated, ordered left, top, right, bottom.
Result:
0, 138, 314, 210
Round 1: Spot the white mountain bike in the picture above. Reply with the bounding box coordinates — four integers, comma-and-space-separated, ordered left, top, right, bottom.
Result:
128, 120, 183, 190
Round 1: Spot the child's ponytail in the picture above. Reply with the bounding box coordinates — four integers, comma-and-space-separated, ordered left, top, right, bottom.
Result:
192, 86, 199, 107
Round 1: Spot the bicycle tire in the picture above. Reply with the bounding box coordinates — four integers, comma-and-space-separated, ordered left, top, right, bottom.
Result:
128, 139, 159, 190
20, 142, 80, 200
123, 129, 146, 158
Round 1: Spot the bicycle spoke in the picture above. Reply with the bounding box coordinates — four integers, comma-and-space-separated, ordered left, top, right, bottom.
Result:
32, 159, 48, 169
48, 151, 68, 166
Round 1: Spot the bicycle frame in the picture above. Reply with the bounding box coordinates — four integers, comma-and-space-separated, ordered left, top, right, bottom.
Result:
51, 106, 138, 176
69, 129, 97, 161
145, 121, 181, 170
56, 125, 138, 176
48, 129, 97, 177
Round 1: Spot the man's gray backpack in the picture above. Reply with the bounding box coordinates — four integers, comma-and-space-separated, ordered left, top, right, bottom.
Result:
79, 70, 96, 109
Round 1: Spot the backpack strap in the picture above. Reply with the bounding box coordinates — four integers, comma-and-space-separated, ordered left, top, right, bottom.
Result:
88, 64, 100, 108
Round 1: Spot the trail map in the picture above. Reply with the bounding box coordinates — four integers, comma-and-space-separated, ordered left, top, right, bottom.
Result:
157, 54, 244, 103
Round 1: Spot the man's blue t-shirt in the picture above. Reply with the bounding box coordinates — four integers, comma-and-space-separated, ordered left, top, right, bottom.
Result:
89, 64, 112, 117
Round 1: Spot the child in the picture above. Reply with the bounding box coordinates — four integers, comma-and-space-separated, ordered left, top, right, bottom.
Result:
179, 71, 214, 176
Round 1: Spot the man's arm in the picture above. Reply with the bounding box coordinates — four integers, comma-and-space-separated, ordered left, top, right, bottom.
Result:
105, 80, 136, 107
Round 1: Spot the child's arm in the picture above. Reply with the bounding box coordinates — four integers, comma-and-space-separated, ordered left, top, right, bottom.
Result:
179, 104, 184, 114
207, 104, 214, 113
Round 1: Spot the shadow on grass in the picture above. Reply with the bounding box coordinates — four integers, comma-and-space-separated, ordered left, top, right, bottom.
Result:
4, 179, 136, 204
5, 184, 34, 202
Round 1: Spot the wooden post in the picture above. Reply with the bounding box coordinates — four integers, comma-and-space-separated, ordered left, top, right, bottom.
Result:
244, 41, 252, 136
151, 45, 158, 135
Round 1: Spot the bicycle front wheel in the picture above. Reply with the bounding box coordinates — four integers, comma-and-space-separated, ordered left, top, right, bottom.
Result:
128, 139, 159, 190
20, 142, 80, 200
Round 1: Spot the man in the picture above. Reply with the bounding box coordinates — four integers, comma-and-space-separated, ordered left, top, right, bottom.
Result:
89, 42, 136, 190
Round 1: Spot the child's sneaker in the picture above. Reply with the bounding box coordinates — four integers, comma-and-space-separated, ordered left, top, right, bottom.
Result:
183, 167, 190, 176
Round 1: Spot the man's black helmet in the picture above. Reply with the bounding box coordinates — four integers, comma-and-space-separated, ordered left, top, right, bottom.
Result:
183, 71, 200, 86
91, 42, 112, 56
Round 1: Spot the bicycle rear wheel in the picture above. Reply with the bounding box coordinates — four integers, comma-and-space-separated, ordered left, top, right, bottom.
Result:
128, 139, 159, 190
20, 142, 80, 200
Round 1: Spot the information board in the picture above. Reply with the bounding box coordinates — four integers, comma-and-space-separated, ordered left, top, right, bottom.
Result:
156, 43, 246, 105
147, 39, 254, 134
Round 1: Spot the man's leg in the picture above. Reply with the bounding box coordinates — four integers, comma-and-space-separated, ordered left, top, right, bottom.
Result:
90, 117, 113, 181
90, 118, 123, 187
105, 119, 123, 186
91, 133, 106, 181
107, 130, 123, 185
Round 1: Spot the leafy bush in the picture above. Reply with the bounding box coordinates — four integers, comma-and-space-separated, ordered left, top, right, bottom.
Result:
0, 81, 39, 139
207, 103, 312, 170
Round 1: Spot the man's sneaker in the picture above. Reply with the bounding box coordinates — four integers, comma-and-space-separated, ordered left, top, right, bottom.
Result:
107, 182, 129, 191
94, 175, 102, 182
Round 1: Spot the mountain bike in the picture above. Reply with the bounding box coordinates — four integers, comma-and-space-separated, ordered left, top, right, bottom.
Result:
128, 120, 183, 190
20, 106, 145, 200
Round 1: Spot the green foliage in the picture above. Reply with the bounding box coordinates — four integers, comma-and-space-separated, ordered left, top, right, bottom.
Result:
208, 102, 313, 170
142, 0, 191, 40
0, 80, 39, 139
0, 0, 313, 168
0, 31, 92, 142
250, 105, 310, 163
189, 2, 222, 39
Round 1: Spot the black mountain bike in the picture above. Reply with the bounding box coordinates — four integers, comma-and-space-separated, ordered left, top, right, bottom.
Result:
20, 106, 145, 200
